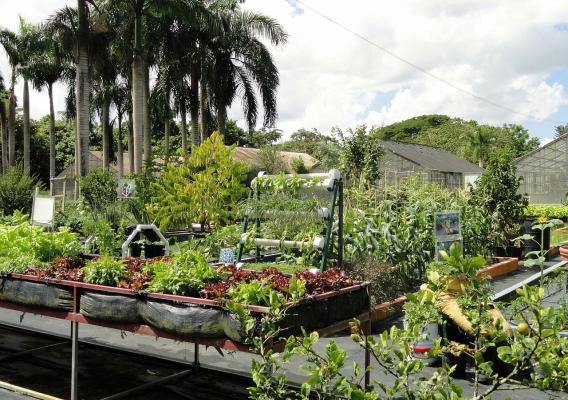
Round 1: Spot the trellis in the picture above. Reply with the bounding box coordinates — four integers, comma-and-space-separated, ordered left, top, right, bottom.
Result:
236, 170, 344, 271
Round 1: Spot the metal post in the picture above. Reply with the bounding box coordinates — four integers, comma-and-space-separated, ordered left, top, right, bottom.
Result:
194, 343, 200, 366
62, 180, 67, 211
320, 181, 338, 271
70, 320, 79, 400
337, 181, 344, 268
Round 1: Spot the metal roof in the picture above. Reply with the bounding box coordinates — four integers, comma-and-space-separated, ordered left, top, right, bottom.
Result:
380, 141, 485, 174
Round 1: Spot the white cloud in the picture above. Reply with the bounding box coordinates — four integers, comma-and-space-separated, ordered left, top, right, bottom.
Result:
2, 0, 568, 140
240, 0, 568, 137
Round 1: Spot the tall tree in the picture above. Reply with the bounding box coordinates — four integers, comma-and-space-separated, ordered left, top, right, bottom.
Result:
76, 0, 91, 176
0, 28, 22, 167
0, 74, 7, 172
467, 125, 495, 168
205, 8, 287, 136
554, 124, 568, 139
27, 23, 70, 187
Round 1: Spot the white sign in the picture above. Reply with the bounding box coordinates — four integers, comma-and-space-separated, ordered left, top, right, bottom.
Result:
31, 196, 56, 227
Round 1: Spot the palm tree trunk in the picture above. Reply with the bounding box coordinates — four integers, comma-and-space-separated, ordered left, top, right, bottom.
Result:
77, 0, 91, 176
0, 101, 7, 173
180, 104, 188, 155
200, 82, 209, 143
164, 117, 170, 164
102, 97, 110, 168
23, 79, 30, 171
217, 105, 227, 137
128, 109, 134, 175
190, 65, 200, 146
48, 84, 56, 189
143, 61, 151, 164
8, 70, 16, 167
131, 7, 144, 173
117, 113, 123, 177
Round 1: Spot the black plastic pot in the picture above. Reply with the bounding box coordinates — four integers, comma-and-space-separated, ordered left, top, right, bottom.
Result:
145, 243, 165, 259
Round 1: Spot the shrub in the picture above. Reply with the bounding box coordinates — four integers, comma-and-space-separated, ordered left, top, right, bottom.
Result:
469, 153, 527, 252
291, 156, 309, 174
343, 258, 411, 306
80, 168, 117, 213
149, 132, 248, 230
0, 165, 43, 216
258, 145, 286, 174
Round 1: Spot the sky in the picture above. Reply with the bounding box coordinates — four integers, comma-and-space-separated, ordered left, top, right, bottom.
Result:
2, 0, 568, 145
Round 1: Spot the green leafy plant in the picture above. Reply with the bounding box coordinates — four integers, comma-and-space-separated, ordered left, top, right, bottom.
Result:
150, 132, 248, 230
147, 250, 221, 295
82, 256, 126, 286
469, 153, 528, 253
291, 156, 309, 174
258, 145, 286, 174
228, 279, 285, 307
0, 165, 44, 216
525, 204, 568, 219
80, 168, 118, 213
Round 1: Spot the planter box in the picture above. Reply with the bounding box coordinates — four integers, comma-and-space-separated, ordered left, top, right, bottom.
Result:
560, 245, 568, 261
371, 296, 406, 322
2, 273, 369, 343
477, 257, 519, 279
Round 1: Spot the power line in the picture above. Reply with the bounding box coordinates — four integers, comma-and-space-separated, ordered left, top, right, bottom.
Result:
291, 0, 565, 125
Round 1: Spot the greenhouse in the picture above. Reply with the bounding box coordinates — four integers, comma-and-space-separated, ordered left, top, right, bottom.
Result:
516, 133, 568, 204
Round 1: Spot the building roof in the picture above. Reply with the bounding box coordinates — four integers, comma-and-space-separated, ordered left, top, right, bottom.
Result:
232, 147, 320, 173
380, 141, 485, 174
515, 132, 568, 164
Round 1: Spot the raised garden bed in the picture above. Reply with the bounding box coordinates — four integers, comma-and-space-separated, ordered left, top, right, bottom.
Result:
369, 257, 519, 323
476, 257, 519, 279
0, 273, 369, 343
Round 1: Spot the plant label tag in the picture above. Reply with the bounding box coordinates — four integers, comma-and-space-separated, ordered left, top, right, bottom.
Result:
117, 179, 136, 198
31, 196, 56, 227
219, 248, 236, 263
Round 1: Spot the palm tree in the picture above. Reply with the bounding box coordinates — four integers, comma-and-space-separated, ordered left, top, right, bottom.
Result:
26, 23, 70, 188
100, 0, 218, 171
0, 74, 7, 172
0, 28, 22, 167
112, 82, 130, 177
203, 7, 287, 137
76, 0, 91, 176
467, 125, 495, 168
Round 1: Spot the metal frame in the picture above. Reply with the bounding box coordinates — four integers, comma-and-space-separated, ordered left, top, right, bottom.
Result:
0, 273, 371, 399
236, 170, 344, 271
121, 224, 170, 258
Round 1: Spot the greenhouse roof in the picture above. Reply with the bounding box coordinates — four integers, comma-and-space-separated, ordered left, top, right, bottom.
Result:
515, 132, 568, 166
380, 141, 485, 174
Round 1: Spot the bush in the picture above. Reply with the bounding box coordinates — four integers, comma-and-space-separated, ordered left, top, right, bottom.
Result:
258, 145, 286, 174
80, 168, 117, 213
291, 156, 309, 174
469, 153, 527, 252
343, 258, 411, 306
150, 132, 248, 230
0, 165, 43, 216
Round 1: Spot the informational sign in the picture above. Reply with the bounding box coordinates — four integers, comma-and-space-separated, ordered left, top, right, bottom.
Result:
31, 196, 56, 227
117, 179, 136, 198
219, 247, 236, 264
434, 211, 461, 241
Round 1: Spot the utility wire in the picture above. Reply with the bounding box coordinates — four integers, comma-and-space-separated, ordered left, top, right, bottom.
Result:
292, 0, 565, 125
